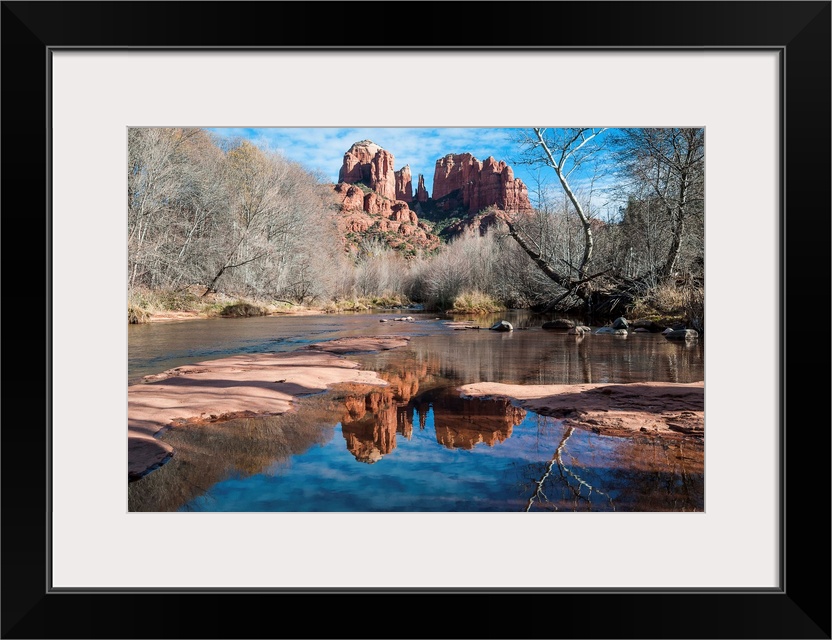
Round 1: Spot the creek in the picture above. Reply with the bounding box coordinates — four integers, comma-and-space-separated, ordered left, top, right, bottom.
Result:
128, 310, 704, 512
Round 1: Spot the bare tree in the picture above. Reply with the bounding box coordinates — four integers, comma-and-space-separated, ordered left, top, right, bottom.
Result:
496, 128, 616, 315
613, 128, 705, 281
127, 127, 205, 290
515, 128, 608, 278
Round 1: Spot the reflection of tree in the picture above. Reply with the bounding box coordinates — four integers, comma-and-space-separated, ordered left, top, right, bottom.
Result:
131, 342, 705, 513
371, 331, 703, 388
517, 411, 703, 512
128, 406, 338, 512
605, 438, 703, 511
525, 426, 615, 512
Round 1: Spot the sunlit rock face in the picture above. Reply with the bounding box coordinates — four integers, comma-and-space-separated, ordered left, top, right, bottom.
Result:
338, 140, 397, 200
333, 142, 439, 253
333, 182, 365, 210
415, 174, 429, 202
362, 192, 418, 222
432, 153, 532, 215
395, 165, 413, 203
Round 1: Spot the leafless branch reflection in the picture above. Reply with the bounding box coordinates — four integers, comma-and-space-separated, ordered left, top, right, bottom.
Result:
526, 425, 615, 512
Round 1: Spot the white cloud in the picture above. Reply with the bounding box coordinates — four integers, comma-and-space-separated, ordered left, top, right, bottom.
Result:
206, 127, 637, 212
208, 127, 526, 194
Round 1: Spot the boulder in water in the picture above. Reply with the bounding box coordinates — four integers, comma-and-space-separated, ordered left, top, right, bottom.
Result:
664, 329, 699, 340
596, 327, 628, 335
612, 317, 629, 330
542, 319, 574, 330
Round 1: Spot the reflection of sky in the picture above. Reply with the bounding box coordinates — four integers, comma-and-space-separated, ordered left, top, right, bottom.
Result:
184, 406, 628, 513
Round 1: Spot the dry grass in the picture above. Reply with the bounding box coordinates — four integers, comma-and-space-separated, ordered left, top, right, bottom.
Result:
448, 290, 505, 315
629, 281, 704, 332
322, 294, 410, 313
128, 286, 300, 323
128, 304, 150, 324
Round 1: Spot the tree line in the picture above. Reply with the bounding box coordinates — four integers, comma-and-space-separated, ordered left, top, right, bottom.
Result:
128, 127, 704, 326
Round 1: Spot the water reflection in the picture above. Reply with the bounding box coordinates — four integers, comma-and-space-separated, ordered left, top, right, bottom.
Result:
129, 310, 704, 386
513, 414, 703, 512
336, 382, 528, 462
428, 392, 525, 450
340, 388, 404, 463
128, 312, 704, 512
129, 364, 703, 513
127, 408, 336, 512
349, 325, 702, 387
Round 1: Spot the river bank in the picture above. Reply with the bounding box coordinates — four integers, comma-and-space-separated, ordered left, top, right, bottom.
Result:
129, 328, 704, 482
138, 307, 329, 323
459, 381, 704, 439
128, 336, 409, 479
128, 286, 426, 324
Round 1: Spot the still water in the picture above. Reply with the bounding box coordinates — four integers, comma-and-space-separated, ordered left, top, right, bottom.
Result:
128, 311, 704, 512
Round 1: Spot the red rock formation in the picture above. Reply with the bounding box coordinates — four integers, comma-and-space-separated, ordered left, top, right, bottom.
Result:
432, 153, 478, 203
363, 192, 417, 222
395, 165, 413, 203
338, 140, 397, 200
416, 174, 429, 202
432, 153, 532, 214
334, 182, 366, 210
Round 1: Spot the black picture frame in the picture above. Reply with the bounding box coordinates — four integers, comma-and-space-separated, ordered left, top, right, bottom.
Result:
3, 1, 829, 638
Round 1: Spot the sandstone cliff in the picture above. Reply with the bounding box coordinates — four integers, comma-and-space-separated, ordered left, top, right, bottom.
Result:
334, 141, 532, 251
432, 153, 532, 215
332, 180, 439, 254
415, 174, 429, 203
395, 165, 413, 203
338, 140, 397, 200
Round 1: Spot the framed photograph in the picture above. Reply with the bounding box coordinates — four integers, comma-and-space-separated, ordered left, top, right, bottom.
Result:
4, 1, 829, 638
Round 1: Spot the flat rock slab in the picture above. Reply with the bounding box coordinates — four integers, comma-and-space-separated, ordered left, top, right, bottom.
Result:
458, 381, 704, 440
128, 337, 406, 479
307, 336, 410, 354
128, 436, 173, 481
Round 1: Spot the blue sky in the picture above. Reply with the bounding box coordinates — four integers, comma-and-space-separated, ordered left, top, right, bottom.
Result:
207, 127, 623, 217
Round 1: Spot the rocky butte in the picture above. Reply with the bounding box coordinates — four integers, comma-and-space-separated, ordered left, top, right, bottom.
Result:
432, 153, 533, 215
338, 140, 397, 200
332, 140, 534, 252
333, 141, 439, 253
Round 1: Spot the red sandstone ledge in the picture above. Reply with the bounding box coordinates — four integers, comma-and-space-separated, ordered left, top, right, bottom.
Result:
457, 381, 704, 440
143, 307, 329, 323
128, 336, 409, 480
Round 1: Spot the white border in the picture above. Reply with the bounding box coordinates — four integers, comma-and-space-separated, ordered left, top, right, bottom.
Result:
51, 51, 779, 588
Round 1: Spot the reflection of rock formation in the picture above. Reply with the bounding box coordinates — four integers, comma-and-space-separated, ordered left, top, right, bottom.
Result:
340, 388, 414, 463
376, 363, 425, 404
430, 394, 526, 450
